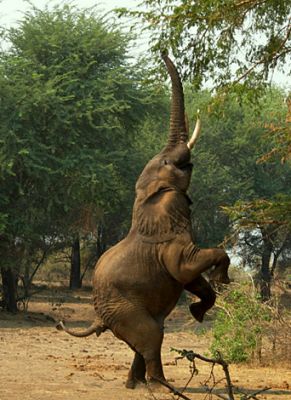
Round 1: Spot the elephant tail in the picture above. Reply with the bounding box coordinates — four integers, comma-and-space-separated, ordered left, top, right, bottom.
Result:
56, 318, 107, 338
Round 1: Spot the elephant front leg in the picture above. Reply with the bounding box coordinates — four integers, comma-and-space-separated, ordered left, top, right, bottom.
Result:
180, 245, 231, 284
126, 352, 146, 389
206, 249, 230, 284
184, 275, 216, 323
165, 244, 230, 289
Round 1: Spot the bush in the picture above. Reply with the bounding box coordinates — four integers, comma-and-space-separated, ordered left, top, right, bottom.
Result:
210, 283, 272, 363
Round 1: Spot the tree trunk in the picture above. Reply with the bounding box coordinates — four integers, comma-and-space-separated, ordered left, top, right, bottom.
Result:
23, 261, 31, 298
96, 224, 106, 259
69, 237, 81, 289
259, 230, 273, 301
0, 267, 18, 313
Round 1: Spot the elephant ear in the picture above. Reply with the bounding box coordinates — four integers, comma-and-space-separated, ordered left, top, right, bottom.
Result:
133, 183, 192, 243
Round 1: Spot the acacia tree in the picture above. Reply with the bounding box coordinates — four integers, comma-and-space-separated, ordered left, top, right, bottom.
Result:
174, 87, 291, 300
118, 0, 290, 91
0, 4, 156, 311
219, 89, 291, 300
118, 0, 291, 300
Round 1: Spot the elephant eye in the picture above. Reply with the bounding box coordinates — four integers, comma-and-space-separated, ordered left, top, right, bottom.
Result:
162, 159, 169, 165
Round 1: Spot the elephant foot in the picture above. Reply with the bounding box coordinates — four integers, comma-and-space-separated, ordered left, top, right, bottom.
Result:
125, 377, 146, 389
189, 302, 206, 323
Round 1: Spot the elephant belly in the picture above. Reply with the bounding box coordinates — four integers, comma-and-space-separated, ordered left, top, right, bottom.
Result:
92, 239, 183, 325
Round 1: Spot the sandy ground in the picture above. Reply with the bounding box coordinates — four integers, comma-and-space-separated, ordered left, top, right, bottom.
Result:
0, 287, 290, 400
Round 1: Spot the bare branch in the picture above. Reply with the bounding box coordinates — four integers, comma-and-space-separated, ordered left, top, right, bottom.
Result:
235, 0, 268, 9
234, 19, 291, 84
235, 386, 271, 400
171, 349, 235, 400
154, 378, 193, 400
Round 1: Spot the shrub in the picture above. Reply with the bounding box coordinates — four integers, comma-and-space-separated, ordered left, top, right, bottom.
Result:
210, 283, 272, 363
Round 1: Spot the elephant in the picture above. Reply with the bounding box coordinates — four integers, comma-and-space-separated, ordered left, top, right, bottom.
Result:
57, 52, 230, 390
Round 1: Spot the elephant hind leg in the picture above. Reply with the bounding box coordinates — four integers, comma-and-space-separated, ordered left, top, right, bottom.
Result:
113, 309, 166, 386
126, 352, 146, 389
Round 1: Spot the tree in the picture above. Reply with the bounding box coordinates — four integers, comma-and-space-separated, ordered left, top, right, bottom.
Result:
70, 236, 81, 290
0, 4, 157, 311
117, 0, 291, 92
170, 86, 291, 299
117, 2, 291, 301
219, 89, 291, 300
184, 89, 241, 247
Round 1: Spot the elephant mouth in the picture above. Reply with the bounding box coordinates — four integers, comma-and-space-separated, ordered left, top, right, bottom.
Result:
179, 162, 193, 172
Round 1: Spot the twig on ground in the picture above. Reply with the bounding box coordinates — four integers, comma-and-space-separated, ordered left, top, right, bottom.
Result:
216, 352, 235, 400
154, 378, 193, 400
235, 386, 271, 400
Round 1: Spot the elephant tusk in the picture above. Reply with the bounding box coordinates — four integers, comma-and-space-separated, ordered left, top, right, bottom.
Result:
187, 110, 201, 149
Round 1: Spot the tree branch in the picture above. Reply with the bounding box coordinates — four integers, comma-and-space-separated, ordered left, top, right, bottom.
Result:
234, 19, 291, 84
171, 349, 235, 400
154, 378, 193, 400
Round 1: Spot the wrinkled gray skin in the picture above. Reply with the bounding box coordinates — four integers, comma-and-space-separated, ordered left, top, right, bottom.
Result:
57, 53, 230, 390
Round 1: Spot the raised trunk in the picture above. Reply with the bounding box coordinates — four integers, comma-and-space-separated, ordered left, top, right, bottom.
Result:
69, 237, 82, 290
0, 267, 18, 313
161, 53, 187, 146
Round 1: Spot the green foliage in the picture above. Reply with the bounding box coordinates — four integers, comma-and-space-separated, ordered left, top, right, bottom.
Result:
0, 3, 167, 286
210, 284, 272, 363
117, 0, 291, 94
223, 195, 291, 229
223, 92, 291, 232
185, 87, 291, 247
119, 0, 291, 284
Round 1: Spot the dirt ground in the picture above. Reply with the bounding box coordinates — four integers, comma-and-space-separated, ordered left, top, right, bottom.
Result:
0, 286, 290, 400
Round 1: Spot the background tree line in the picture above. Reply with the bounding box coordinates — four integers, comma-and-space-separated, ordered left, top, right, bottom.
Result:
0, 4, 168, 311
0, 2, 290, 312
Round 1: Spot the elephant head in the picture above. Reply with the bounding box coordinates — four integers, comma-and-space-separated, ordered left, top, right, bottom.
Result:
136, 53, 200, 193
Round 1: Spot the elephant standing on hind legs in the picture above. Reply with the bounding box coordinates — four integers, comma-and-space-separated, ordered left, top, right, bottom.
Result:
57, 52, 230, 390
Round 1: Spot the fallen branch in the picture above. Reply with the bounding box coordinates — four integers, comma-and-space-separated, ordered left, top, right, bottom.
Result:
171, 349, 235, 400
235, 386, 271, 400
148, 350, 271, 400
154, 378, 192, 400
